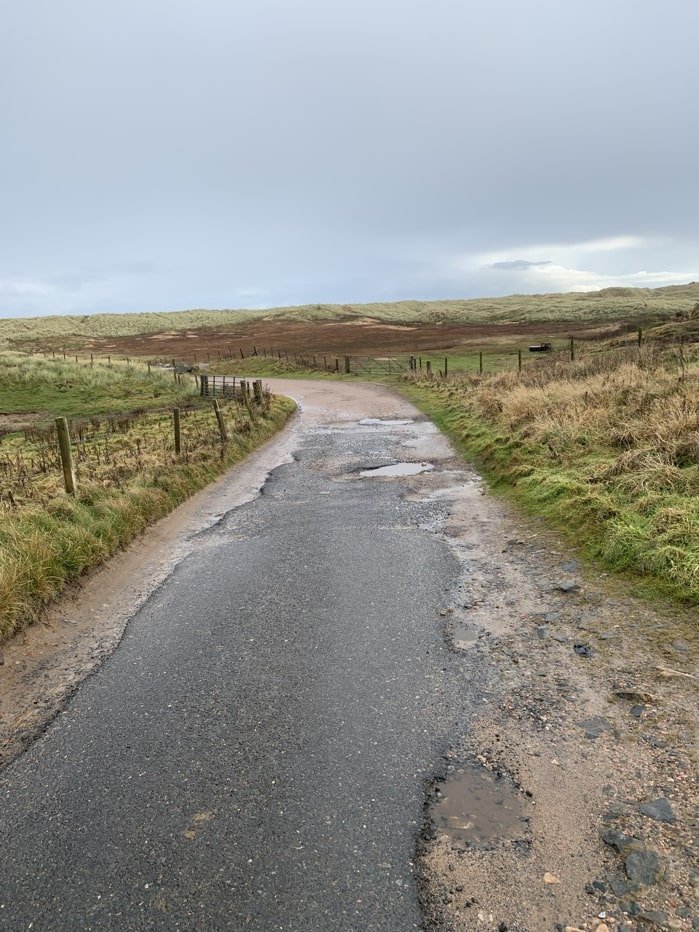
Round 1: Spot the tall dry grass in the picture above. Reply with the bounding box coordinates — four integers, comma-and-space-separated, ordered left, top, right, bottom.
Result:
405, 343, 699, 603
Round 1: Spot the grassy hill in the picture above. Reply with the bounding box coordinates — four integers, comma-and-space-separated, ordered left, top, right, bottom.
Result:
2, 283, 699, 348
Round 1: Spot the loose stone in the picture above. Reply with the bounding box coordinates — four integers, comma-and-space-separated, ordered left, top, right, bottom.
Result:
638, 797, 676, 823
624, 849, 666, 885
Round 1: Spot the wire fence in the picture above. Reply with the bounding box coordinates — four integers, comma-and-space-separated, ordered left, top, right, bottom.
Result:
0, 381, 269, 510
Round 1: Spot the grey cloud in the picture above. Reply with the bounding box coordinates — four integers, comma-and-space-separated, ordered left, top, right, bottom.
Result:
1, 0, 699, 316
490, 261, 552, 271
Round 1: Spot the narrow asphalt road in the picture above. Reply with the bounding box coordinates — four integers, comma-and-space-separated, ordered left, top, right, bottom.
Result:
0, 381, 478, 931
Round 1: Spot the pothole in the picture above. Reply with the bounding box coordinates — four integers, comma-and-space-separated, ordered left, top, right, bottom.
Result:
429, 764, 528, 848
453, 626, 479, 649
359, 462, 435, 478
358, 418, 414, 426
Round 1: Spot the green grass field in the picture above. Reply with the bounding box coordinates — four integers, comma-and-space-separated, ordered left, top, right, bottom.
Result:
0, 352, 196, 427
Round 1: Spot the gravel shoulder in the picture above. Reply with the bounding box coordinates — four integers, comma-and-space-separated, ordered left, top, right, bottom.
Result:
0, 378, 696, 931
410, 464, 698, 931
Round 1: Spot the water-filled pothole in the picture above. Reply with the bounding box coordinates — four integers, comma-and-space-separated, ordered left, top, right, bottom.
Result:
453, 626, 478, 649
430, 765, 527, 847
359, 418, 414, 427
359, 462, 434, 478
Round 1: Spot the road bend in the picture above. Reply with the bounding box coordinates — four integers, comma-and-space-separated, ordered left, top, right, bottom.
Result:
0, 380, 478, 931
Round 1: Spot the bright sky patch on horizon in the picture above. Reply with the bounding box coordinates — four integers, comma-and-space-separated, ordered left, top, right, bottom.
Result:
1, 0, 698, 317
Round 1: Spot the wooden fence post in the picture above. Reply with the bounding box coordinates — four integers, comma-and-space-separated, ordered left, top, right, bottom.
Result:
212, 399, 228, 441
518, 349, 522, 372
444, 357, 448, 377
344, 355, 351, 374
242, 382, 256, 421
173, 407, 181, 456
253, 380, 264, 406
479, 351, 483, 374
638, 328, 643, 347
55, 417, 76, 494
570, 337, 575, 361
426, 360, 432, 376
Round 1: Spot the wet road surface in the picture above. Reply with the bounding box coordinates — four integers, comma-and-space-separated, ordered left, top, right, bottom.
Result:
0, 381, 477, 930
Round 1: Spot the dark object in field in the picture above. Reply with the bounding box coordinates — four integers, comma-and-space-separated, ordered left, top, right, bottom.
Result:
528, 342, 552, 352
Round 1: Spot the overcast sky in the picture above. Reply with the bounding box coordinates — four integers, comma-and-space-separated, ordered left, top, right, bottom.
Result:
2, 0, 698, 317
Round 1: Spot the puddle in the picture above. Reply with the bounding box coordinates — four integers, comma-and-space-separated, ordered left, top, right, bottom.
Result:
453, 626, 478, 649
359, 462, 435, 478
430, 765, 527, 847
358, 418, 414, 426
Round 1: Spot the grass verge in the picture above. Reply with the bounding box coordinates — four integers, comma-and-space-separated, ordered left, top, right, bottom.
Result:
0, 394, 295, 642
399, 347, 699, 606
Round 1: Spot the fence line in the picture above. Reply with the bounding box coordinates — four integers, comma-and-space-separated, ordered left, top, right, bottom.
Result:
27, 328, 699, 384
0, 385, 269, 501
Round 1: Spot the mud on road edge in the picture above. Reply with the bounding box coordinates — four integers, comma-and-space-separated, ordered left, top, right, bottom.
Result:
413, 472, 698, 931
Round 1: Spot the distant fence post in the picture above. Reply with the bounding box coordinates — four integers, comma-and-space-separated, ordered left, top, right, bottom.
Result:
55, 417, 76, 495
344, 355, 351, 374
212, 399, 228, 441
518, 349, 522, 372
638, 328, 643, 347
479, 351, 483, 374
426, 360, 432, 377
570, 337, 575, 361
444, 357, 448, 377
173, 407, 181, 456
